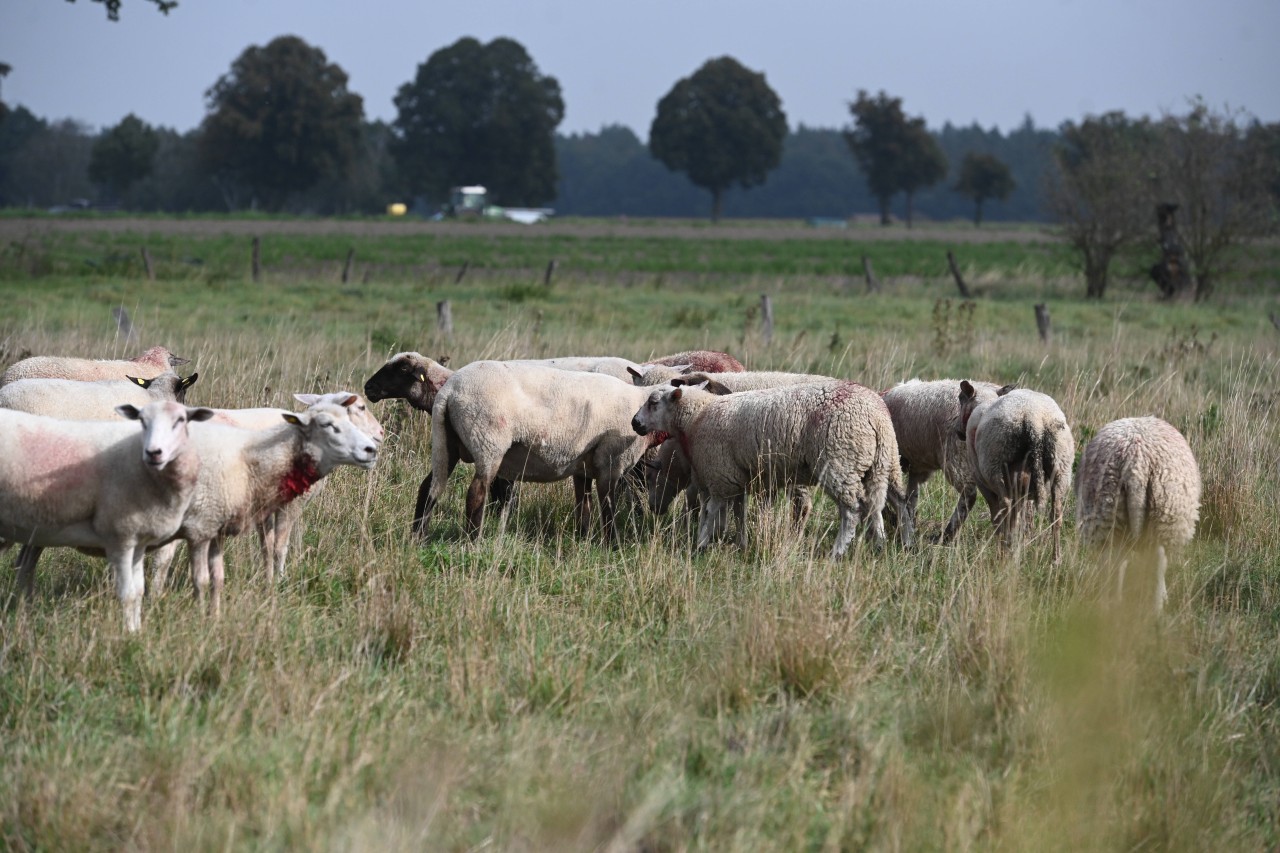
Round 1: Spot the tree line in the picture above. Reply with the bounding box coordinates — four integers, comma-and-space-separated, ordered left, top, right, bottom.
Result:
1, 32, 1277, 300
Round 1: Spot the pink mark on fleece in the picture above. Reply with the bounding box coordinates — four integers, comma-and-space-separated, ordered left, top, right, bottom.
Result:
19, 426, 95, 497
278, 456, 322, 502
806, 381, 864, 429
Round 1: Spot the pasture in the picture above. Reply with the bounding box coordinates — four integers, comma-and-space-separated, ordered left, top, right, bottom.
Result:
1, 217, 1278, 850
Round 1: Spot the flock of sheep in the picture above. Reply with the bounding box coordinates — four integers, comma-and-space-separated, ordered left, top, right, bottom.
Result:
0, 342, 1202, 632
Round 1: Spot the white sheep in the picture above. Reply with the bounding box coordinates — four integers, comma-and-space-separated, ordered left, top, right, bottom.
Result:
881, 378, 1013, 543
417, 361, 653, 541
0, 401, 214, 631
0, 372, 199, 419
631, 381, 914, 556
636, 369, 836, 518
959, 381, 1074, 563
642, 350, 745, 373
1076, 416, 1201, 612
150, 397, 379, 615
1, 345, 189, 386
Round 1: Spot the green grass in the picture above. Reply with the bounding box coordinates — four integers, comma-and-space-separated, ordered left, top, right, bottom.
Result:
1, 219, 1278, 850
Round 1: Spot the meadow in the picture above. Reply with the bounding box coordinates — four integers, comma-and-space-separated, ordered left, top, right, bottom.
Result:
1, 217, 1278, 851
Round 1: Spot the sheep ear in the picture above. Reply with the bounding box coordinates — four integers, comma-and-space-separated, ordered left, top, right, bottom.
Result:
627, 366, 644, 382
670, 378, 686, 387
674, 364, 693, 374
188, 407, 216, 422
337, 394, 358, 407
293, 393, 320, 405
281, 412, 305, 426
703, 380, 733, 396
179, 373, 199, 390
958, 380, 975, 402
116, 404, 142, 420
437, 355, 451, 368
997, 383, 1017, 396
127, 375, 152, 388
168, 353, 191, 366
670, 387, 683, 401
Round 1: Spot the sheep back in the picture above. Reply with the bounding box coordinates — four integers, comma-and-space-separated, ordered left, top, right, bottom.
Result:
1077, 416, 1200, 551
1, 345, 187, 386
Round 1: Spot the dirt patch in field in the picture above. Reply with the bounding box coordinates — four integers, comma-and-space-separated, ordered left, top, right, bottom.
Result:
0, 216, 1058, 244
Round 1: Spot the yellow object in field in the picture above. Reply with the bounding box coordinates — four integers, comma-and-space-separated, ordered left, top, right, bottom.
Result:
386, 203, 407, 217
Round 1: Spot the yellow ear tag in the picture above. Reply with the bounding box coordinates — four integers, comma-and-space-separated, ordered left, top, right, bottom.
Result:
419, 374, 426, 382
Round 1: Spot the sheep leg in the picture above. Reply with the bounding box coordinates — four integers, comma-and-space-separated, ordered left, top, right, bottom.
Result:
415, 451, 461, 538
269, 500, 305, 581
190, 539, 211, 604
150, 540, 180, 597
15, 544, 43, 603
573, 475, 593, 538
1155, 546, 1168, 614
733, 496, 748, 550
696, 496, 726, 552
595, 477, 620, 544
464, 474, 492, 539
939, 487, 977, 545
832, 501, 863, 558
883, 481, 914, 549
111, 543, 144, 633
791, 487, 813, 529
257, 512, 278, 581
208, 537, 226, 619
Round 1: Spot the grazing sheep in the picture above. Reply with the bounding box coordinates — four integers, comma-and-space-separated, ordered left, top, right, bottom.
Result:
631, 381, 914, 556
1076, 416, 1201, 612
629, 365, 833, 389
881, 378, 1013, 543
644, 350, 745, 373
417, 361, 653, 542
1, 345, 189, 386
959, 381, 1074, 563
160, 397, 379, 617
0, 372, 199, 420
637, 370, 835, 518
0, 401, 214, 631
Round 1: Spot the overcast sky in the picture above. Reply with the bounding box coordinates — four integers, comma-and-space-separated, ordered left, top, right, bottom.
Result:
3, 0, 1278, 138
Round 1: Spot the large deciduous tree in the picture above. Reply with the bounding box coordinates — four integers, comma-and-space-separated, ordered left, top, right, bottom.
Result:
953, 151, 1015, 226
1045, 112, 1157, 299
89, 113, 159, 202
897, 120, 947, 228
649, 56, 787, 222
392, 37, 564, 207
1146, 102, 1280, 300
844, 90, 911, 225
199, 36, 364, 211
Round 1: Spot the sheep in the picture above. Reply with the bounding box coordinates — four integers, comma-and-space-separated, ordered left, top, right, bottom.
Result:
160, 397, 379, 617
1076, 416, 1201, 612
0, 401, 214, 632
643, 350, 745, 373
1, 345, 189, 386
636, 369, 836, 517
0, 371, 199, 420
881, 378, 1013, 543
629, 365, 833, 389
149, 392, 384, 593
630, 381, 914, 556
417, 361, 653, 542
958, 381, 1074, 563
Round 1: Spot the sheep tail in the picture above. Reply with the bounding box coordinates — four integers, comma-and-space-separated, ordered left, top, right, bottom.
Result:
428, 389, 454, 503
1123, 456, 1150, 546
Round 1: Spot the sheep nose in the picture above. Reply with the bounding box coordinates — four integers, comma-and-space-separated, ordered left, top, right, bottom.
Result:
145, 447, 164, 465
631, 417, 648, 436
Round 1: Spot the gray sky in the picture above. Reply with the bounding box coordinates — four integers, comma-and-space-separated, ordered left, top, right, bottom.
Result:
3, 0, 1278, 137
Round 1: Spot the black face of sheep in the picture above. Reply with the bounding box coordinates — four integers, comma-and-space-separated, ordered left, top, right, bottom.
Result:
363, 355, 440, 410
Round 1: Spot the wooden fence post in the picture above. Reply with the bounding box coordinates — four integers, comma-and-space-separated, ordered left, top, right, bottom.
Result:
544, 258, 558, 287
436, 300, 453, 337
455, 261, 469, 284
862, 254, 880, 293
112, 306, 137, 343
946, 250, 973, 299
140, 247, 155, 281
341, 247, 355, 283
1034, 303, 1052, 344
251, 236, 261, 283
760, 294, 774, 345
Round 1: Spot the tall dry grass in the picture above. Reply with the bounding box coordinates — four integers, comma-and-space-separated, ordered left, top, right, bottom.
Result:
1, 236, 1278, 850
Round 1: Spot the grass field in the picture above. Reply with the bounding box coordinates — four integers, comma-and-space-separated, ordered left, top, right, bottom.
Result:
1, 217, 1278, 850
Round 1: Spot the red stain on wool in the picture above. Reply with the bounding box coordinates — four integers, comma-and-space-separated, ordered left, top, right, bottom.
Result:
647, 430, 670, 448
278, 456, 322, 502
807, 381, 864, 429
